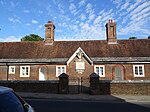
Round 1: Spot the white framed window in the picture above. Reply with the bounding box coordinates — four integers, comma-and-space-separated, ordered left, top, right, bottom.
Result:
133, 65, 145, 77
94, 65, 105, 77
56, 65, 66, 77
9, 66, 15, 74
20, 66, 30, 77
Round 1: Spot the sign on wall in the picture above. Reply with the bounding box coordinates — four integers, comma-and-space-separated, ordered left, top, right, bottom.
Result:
76, 61, 85, 74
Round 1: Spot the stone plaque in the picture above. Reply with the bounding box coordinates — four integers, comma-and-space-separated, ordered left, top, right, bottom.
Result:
76, 61, 85, 70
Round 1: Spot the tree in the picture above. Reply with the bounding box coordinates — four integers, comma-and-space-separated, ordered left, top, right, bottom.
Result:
129, 37, 137, 39
21, 34, 44, 42
148, 36, 150, 39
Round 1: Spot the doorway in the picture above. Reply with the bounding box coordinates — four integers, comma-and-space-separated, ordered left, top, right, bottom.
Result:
39, 66, 47, 80
69, 77, 90, 94
113, 65, 125, 80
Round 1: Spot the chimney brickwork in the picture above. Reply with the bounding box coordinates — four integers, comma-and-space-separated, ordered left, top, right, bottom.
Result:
45, 21, 55, 45
105, 19, 117, 43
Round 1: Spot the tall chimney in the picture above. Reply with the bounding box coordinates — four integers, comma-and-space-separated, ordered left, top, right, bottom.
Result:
45, 21, 55, 45
105, 19, 117, 44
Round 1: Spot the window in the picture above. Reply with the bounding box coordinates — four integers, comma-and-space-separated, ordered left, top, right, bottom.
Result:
20, 66, 30, 77
133, 65, 145, 77
9, 66, 15, 74
56, 66, 66, 77
94, 65, 105, 77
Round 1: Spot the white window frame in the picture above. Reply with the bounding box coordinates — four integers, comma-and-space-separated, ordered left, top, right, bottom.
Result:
9, 66, 15, 74
94, 65, 105, 77
56, 65, 66, 77
20, 66, 30, 77
133, 65, 145, 77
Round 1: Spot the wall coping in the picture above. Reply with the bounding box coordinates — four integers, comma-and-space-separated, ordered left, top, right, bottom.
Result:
0, 80, 59, 83
0, 58, 68, 63
99, 80, 150, 83
92, 57, 150, 63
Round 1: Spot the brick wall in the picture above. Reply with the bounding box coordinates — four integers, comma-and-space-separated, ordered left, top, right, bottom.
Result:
0, 63, 150, 80
0, 80, 59, 93
0, 76, 150, 95
0, 66, 7, 80
99, 80, 150, 95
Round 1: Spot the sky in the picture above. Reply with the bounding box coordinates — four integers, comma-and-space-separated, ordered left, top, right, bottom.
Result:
0, 0, 150, 42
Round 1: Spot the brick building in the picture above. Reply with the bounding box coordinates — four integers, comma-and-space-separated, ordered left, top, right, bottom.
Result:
0, 20, 150, 81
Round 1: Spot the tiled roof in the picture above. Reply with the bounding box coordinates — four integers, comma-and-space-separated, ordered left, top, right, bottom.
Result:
0, 39, 149, 59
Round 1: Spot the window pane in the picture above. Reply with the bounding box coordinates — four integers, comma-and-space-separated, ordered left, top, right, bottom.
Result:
135, 67, 138, 75
58, 67, 61, 75
96, 67, 99, 75
12, 68, 14, 72
62, 67, 65, 73
26, 67, 28, 75
22, 67, 25, 75
100, 67, 103, 75
139, 67, 143, 75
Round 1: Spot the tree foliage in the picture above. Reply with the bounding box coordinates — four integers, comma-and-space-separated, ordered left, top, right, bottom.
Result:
148, 36, 150, 39
129, 37, 137, 39
21, 34, 44, 42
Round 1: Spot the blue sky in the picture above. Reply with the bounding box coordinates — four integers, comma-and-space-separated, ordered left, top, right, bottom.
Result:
0, 0, 150, 42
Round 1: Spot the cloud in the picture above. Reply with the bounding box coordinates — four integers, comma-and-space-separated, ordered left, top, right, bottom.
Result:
52, 0, 59, 4
77, 22, 105, 40
58, 4, 64, 14
38, 25, 43, 29
26, 23, 30, 26
10, 1, 15, 7
126, 0, 143, 12
23, 10, 30, 13
69, 3, 77, 14
38, 10, 43, 14
111, 0, 123, 8
52, 0, 64, 14
94, 16, 102, 25
130, 7, 150, 21
58, 22, 68, 27
112, 0, 150, 37
56, 29, 63, 33
0, 36, 20, 42
69, 24, 78, 31
95, 9, 114, 25
86, 3, 94, 14
79, 0, 86, 7
8, 17, 21, 23
88, 14, 95, 22
130, 1, 150, 16
120, 2, 130, 10
0, 0, 6, 5
32, 20, 39, 24
80, 13, 86, 21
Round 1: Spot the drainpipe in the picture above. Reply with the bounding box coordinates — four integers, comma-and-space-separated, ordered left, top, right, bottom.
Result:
6, 63, 9, 81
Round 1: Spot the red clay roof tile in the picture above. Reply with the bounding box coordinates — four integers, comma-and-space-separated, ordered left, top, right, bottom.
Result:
0, 39, 149, 59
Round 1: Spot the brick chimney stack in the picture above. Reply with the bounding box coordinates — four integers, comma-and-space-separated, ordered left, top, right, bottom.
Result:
45, 21, 55, 45
105, 19, 117, 44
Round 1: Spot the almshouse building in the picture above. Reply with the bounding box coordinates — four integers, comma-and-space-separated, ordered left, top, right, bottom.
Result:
0, 20, 150, 81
